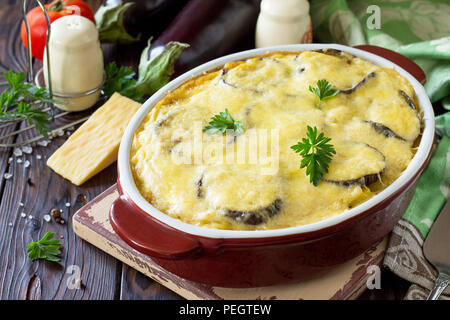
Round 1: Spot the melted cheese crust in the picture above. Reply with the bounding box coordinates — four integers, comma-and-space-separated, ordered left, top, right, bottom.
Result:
130, 50, 421, 230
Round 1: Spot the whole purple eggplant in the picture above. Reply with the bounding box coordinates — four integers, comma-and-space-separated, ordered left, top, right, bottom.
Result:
150, 0, 261, 75
100, 0, 189, 40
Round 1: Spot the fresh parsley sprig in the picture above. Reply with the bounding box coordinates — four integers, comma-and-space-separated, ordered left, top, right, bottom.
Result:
103, 62, 143, 102
27, 232, 62, 262
203, 108, 243, 136
308, 79, 340, 109
103, 40, 189, 102
291, 126, 336, 186
0, 71, 61, 137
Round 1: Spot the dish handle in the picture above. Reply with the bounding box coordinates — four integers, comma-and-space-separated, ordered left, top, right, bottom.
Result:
354, 45, 426, 85
110, 194, 203, 259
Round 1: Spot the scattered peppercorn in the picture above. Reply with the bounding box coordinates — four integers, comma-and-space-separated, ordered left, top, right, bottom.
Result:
50, 208, 61, 219
77, 194, 88, 205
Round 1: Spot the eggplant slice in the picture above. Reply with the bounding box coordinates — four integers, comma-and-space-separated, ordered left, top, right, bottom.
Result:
365, 89, 421, 142
196, 175, 204, 198
324, 141, 386, 187
313, 48, 355, 64
399, 90, 418, 112
219, 57, 291, 93
219, 68, 262, 93
225, 198, 282, 225
219, 68, 262, 94
364, 120, 407, 142
200, 165, 282, 226
340, 72, 376, 94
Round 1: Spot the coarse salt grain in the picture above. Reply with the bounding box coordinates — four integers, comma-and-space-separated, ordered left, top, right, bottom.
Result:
19, 202, 24, 207
28, 215, 33, 219
36, 155, 42, 160
65, 202, 71, 207
24, 160, 30, 168
17, 159, 23, 164
20, 212, 26, 218
4, 173, 12, 180
13, 148, 23, 157
37, 140, 50, 147
43, 215, 51, 222
8, 157, 13, 163
22, 146, 33, 154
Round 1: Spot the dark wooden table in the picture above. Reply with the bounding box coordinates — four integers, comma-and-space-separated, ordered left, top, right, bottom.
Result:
0, 0, 410, 300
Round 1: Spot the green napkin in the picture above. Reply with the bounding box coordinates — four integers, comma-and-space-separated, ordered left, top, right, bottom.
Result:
310, 0, 450, 103
310, 0, 450, 299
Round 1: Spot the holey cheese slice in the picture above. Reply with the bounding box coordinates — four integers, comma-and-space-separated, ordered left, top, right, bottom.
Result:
47, 93, 141, 185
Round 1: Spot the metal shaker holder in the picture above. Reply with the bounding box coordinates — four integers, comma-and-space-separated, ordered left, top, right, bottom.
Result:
0, 0, 104, 147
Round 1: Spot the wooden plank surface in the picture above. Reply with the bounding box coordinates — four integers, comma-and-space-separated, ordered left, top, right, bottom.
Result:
120, 265, 183, 300
0, 0, 410, 300
0, 0, 182, 301
0, 0, 123, 300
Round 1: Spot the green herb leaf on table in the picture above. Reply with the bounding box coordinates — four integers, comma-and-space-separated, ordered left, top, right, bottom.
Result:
0, 71, 61, 137
291, 126, 336, 186
308, 79, 340, 109
95, 1, 140, 44
203, 108, 243, 136
27, 232, 62, 262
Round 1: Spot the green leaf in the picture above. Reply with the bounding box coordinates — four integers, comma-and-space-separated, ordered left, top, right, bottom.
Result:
290, 126, 336, 186
0, 71, 62, 136
203, 108, 243, 136
16, 101, 51, 138
95, 1, 140, 44
27, 232, 62, 262
309, 79, 340, 109
134, 39, 190, 96
102, 39, 188, 102
103, 62, 143, 101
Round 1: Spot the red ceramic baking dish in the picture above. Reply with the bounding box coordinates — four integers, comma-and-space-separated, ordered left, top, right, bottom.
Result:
110, 44, 435, 288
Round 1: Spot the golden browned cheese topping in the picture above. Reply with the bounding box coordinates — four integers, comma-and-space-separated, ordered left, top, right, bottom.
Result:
130, 50, 421, 230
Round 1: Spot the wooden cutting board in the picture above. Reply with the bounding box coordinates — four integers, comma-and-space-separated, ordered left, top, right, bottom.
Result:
72, 184, 387, 300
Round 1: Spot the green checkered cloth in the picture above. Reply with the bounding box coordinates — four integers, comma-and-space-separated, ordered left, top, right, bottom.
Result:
310, 0, 450, 299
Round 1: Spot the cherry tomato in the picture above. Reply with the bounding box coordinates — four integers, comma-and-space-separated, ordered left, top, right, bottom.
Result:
20, 0, 95, 60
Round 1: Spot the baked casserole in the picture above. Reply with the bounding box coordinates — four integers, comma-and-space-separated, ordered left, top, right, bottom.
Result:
130, 49, 422, 230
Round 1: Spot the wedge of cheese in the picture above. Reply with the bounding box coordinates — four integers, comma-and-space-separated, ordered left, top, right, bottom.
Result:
47, 93, 141, 185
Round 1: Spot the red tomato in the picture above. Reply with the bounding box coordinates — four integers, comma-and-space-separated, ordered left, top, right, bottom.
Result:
20, 0, 95, 60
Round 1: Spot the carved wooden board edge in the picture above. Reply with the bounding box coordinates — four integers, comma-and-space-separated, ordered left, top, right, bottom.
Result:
72, 184, 388, 300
